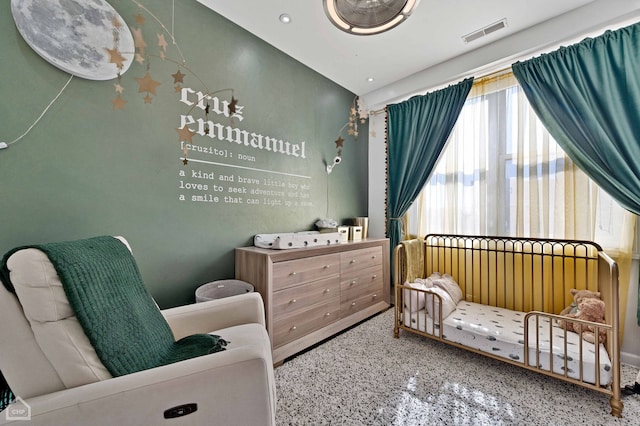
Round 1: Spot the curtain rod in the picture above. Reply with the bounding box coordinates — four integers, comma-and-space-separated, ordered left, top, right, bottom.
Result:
366, 65, 513, 116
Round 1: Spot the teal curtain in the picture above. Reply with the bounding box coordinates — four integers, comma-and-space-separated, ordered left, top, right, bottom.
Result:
512, 21, 640, 325
387, 78, 473, 256
512, 22, 640, 216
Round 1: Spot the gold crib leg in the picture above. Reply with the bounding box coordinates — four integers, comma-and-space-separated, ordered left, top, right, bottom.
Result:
393, 315, 400, 338
610, 395, 623, 418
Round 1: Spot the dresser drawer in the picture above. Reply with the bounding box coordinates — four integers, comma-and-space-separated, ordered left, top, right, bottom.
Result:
342, 271, 383, 305
272, 253, 340, 291
273, 297, 341, 347
272, 276, 340, 318
340, 264, 383, 293
340, 284, 383, 317
340, 246, 383, 275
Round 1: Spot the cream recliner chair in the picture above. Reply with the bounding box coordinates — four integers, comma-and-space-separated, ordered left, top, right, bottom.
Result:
0, 236, 276, 425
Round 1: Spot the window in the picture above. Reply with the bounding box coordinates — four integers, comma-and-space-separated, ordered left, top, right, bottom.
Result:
407, 72, 630, 252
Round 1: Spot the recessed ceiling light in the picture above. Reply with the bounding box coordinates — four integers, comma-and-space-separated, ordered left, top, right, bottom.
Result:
367, 77, 375, 82
279, 13, 291, 24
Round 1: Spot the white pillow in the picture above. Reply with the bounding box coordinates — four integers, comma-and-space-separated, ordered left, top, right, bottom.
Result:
403, 282, 426, 312
425, 287, 457, 322
403, 279, 433, 312
431, 273, 463, 304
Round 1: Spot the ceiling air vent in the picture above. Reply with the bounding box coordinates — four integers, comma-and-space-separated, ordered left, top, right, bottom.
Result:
462, 18, 507, 43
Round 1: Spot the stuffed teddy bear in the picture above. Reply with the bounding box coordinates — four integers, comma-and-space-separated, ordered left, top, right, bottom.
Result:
558, 297, 607, 344
559, 289, 602, 316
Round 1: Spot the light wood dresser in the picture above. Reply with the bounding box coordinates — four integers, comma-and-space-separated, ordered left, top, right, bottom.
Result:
235, 238, 390, 365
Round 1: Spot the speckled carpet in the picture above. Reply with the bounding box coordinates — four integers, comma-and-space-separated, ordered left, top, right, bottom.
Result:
274, 308, 640, 425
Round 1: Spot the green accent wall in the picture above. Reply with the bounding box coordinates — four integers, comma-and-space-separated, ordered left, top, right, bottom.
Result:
0, 1, 368, 308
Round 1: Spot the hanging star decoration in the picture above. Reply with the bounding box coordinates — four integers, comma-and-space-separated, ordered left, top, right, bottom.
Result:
334, 136, 344, 158
105, 47, 127, 70
112, 95, 127, 110
108, 16, 129, 111
172, 69, 185, 92
229, 96, 238, 115
135, 71, 161, 98
134, 13, 145, 25
105, 1, 240, 164
331, 96, 368, 162
178, 88, 236, 164
108, 1, 237, 108
177, 124, 196, 165
157, 33, 168, 51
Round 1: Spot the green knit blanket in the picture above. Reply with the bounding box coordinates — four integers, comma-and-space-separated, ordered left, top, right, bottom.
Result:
1, 236, 227, 377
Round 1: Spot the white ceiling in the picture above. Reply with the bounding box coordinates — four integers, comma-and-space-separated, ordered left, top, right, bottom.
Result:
198, 0, 640, 106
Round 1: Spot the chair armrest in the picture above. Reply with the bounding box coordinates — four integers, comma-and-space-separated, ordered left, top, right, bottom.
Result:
161, 292, 266, 339
1, 327, 275, 426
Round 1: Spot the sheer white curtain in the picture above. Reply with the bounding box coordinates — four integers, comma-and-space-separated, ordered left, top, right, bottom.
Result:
407, 71, 634, 250
407, 71, 636, 335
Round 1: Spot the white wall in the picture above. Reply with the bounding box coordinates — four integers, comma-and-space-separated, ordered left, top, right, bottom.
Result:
364, 0, 640, 365
367, 112, 388, 239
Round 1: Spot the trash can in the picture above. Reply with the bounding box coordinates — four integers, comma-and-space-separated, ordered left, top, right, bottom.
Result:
195, 279, 254, 303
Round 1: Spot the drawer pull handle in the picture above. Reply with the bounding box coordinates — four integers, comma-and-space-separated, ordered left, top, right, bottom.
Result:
372, 255, 377, 259
372, 275, 377, 279
351, 302, 356, 306
324, 288, 331, 293
351, 280, 356, 285
290, 326, 297, 331
290, 272, 297, 276
373, 294, 378, 298
325, 312, 331, 317
290, 299, 297, 304
350, 260, 356, 264
323, 265, 330, 269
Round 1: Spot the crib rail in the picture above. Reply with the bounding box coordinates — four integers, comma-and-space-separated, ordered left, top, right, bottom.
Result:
422, 234, 601, 313
393, 234, 622, 417
524, 311, 612, 388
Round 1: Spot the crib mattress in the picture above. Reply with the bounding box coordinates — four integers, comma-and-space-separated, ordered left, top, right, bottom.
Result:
404, 301, 612, 385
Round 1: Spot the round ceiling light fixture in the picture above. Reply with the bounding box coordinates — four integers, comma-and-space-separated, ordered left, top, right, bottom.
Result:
279, 13, 291, 24
323, 0, 420, 35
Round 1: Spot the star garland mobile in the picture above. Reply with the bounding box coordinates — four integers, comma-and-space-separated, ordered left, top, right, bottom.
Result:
330, 96, 368, 169
108, 0, 238, 165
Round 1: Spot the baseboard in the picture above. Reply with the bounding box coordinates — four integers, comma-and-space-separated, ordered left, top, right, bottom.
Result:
621, 350, 640, 368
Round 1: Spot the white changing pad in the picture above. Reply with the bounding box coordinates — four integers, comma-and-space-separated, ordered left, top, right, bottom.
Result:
254, 231, 342, 249
404, 301, 612, 385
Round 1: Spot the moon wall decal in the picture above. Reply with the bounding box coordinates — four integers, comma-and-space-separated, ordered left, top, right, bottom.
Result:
11, 0, 135, 81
